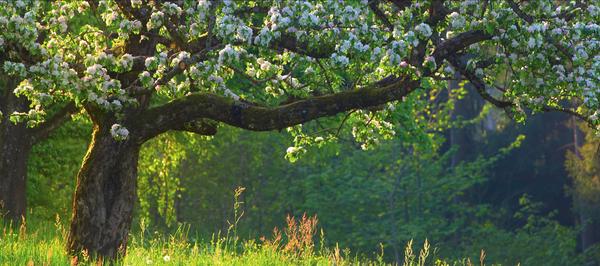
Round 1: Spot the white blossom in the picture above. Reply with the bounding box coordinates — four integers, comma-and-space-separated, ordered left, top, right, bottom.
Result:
86, 64, 103, 76
257, 58, 272, 71
331, 53, 350, 66
415, 23, 432, 38
145, 57, 156, 68
448, 12, 465, 28
286, 146, 303, 154
110, 124, 130, 141
217, 44, 239, 65
590, 110, 599, 121
58, 16, 68, 33
120, 54, 133, 69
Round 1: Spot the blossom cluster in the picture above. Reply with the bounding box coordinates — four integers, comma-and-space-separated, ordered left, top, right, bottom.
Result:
3, 0, 599, 143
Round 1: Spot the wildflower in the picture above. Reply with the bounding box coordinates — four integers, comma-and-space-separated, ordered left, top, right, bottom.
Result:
163, 255, 171, 262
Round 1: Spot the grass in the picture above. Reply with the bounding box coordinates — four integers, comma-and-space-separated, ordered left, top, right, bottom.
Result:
0, 214, 491, 266
1, 188, 490, 265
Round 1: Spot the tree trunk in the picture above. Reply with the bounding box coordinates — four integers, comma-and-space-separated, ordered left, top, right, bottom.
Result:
0, 118, 32, 223
0, 79, 33, 224
67, 124, 140, 260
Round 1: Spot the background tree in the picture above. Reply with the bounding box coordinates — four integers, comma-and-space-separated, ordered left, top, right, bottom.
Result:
12, 0, 599, 260
0, 2, 76, 223
566, 124, 600, 262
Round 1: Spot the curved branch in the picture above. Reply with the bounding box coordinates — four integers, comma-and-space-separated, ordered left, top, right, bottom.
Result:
134, 77, 419, 143
432, 30, 492, 60
172, 119, 218, 136
447, 55, 513, 108
448, 55, 593, 125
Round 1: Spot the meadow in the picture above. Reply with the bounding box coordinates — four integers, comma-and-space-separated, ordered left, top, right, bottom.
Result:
1, 214, 487, 266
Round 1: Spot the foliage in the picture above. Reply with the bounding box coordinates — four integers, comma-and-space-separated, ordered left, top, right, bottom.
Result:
27, 117, 91, 220
566, 124, 600, 221
565, 124, 600, 263
2, 0, 598, 140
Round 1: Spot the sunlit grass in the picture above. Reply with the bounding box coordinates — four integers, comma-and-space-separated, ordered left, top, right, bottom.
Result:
0, 215, 491, 266
1, 189, 489, 265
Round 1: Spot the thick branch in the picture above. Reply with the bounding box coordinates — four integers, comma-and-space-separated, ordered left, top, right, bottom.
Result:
432, 30, 492, 60
135, 77, 419, 142
172, 119, 218, 136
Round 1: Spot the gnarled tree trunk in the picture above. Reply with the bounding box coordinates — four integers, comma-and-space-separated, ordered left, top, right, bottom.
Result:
67, 124, 140, 260
67, 116, 217, 260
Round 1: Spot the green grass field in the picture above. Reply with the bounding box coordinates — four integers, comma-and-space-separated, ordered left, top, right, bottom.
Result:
0, 215, 487, 266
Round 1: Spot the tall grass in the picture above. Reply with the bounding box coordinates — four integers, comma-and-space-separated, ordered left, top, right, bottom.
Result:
0, 188, 490, 265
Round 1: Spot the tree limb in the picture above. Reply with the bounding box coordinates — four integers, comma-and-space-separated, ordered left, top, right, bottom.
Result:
447, 55, 513, 108
172, 119, 218, 136
134, 77, 419, 142
369, 1, 394, 31
432, 30, 492, 60
449, 55, 593, 124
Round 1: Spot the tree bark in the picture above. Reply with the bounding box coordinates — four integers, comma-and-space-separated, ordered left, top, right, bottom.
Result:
0, 79, 32, 223
0, 115, 32, 223
67, 124, 140, 260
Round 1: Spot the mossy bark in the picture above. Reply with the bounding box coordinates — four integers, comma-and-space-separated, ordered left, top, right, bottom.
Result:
67, 124, 140, 260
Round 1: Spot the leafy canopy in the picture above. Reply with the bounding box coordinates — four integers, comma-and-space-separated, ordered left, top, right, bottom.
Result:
1, 0, 598, 144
